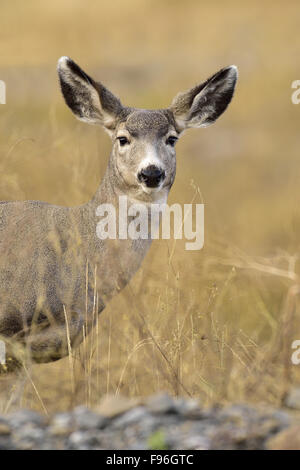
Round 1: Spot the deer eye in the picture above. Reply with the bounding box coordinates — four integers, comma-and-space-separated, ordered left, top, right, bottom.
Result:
166, 136, 177, 147
117, 136, 129, 146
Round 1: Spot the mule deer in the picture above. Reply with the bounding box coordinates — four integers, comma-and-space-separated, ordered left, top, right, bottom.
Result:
0, 57, 237, 370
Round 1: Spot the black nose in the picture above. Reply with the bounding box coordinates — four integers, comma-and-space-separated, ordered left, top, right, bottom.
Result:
138, 165, 165, 188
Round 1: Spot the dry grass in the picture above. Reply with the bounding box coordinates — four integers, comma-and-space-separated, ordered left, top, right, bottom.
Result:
1, 0, 300, 414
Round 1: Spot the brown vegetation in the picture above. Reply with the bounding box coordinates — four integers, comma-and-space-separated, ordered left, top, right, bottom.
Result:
0, 0, 300, 414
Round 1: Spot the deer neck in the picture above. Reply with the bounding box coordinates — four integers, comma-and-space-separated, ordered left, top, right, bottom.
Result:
81, 156, 162, 301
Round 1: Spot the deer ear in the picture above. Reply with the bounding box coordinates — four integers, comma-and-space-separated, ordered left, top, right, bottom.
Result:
170, 65, 238, 131
57, 56, 123, 133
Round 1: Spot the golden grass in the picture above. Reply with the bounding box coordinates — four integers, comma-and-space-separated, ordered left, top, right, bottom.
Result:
1, 0, 300, 413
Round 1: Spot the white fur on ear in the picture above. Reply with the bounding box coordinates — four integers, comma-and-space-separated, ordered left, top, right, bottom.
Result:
57, 56, 72, 70
170, 65, 238, 130
57, 56, 122, 134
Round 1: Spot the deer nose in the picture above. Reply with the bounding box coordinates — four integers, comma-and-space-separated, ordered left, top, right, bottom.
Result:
138, 165, 165, 188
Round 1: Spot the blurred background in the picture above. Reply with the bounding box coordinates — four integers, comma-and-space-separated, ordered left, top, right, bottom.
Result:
1, 0, 300, 413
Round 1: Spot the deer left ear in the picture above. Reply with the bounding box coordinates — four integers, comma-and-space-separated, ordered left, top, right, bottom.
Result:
57, 56, 123, 134
170, 65, 238, 131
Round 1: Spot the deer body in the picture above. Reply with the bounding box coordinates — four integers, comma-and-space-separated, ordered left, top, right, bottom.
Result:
0, 167, 153, 364
0, 57, 237, 368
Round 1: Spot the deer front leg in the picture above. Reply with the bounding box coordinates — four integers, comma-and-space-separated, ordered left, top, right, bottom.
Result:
1, 311, 86, 366
28, 311, 86, 363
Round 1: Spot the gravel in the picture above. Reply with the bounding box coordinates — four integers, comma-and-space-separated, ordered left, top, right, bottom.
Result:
0, 391, 299, 450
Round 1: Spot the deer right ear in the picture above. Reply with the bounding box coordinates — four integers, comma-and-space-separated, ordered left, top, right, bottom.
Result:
57, 57, 123, 133
170, 65, 238, 132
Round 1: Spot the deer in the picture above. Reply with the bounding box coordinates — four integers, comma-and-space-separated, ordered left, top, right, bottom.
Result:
0, 57, 237, 373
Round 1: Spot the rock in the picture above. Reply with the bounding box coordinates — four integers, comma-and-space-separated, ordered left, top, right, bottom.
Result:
209, 425, 248, 450
96, 395, 141, 418
0, 438, 14, 450
0, 419, 11, 436
112, 406, 149, 429
266, 425, 300, 450
219, 403, 258, 424
174, 397, 205, 419
181, 434, 210, 450
12, 423, 46, 450
284, 388, 300, 410
68, 430, 104, 450
73, 406, 107, 430
146, 393, 177, 415
9, 409, 46, 429
265, 409, 291, 429
49, 412, 74, 436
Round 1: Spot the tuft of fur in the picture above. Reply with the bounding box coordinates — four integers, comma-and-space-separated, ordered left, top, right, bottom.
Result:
170, 65, 238, 130
57, 56, 123, 129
